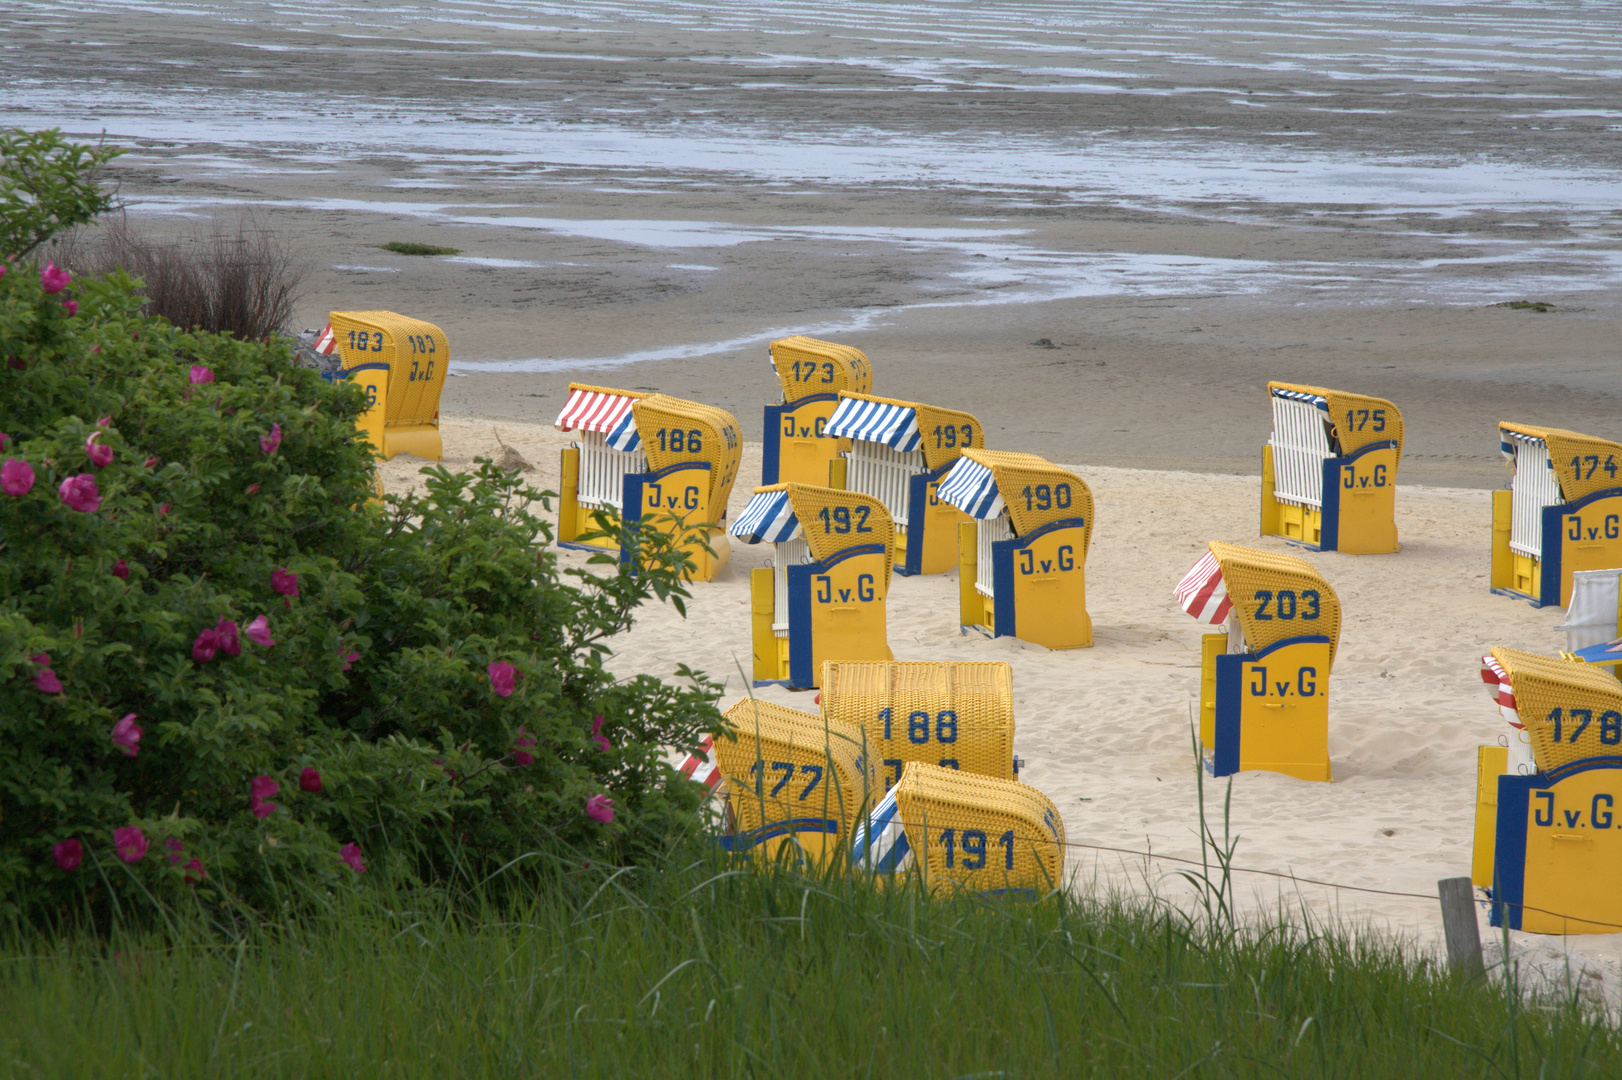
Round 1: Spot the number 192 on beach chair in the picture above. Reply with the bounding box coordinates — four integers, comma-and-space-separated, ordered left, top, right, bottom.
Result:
938, 450, 1094, 649
326, 310, 449, 461
1491, 423, 1622, 607
1174, 541, 1340, 781
731, 484, 896, 688
824, 391, 981, 575
1260, 382, 1402, 553
760, 336, 874, 486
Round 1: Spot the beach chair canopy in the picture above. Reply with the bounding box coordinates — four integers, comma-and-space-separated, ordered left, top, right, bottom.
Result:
1190, 541, 1341, 664
554, 383, 644, 451
631, 394, 744, 512
1488, 647, 1622, 772
730, 483, 895, 581
826, 392, 984, 471
714, 698, 876, 842
1269, 381, 1404, 463
820, 660, 1016, 782
328, 310, 449, 428
1480, 654, 1522, 728
937, 449, 1093, 541
1500, 422, 1622, 502
770, 336, 873, 406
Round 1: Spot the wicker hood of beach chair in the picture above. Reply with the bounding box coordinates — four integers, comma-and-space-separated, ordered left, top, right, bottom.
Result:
326, 309, 450, 462
889, 763, 1065, 897
1262, 381, 1402, 553
760, 335, 874, 487
1489, 647, 1622, 773
1208, 541, 1341, 667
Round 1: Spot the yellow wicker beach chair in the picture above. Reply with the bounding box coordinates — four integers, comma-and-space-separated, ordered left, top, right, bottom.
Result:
327, 310, 449, 461
1260, 382, 1402, 553
890, 763, 1065, 897
939, 449, 1093, 649
1193, 541, 1339, 782
555, 385, 742, 580
1481, 647, 1622, 935
1492, 423, 1622, 607
825, 391, 981, 575
760, 336, 874, 487
819, 660, 1016, 792
713, 698, 876, 866
732, 483, 895, 688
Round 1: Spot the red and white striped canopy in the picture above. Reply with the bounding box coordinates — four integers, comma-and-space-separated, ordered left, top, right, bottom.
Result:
678, 734, 722, 792
1480, 656, 1521, 728
313, 323, 337, 355
555, 387, 636, 435
1174, 551, 1232, 625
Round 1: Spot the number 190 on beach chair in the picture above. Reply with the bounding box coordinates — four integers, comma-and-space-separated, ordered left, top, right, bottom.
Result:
1491, 423, 1622, 607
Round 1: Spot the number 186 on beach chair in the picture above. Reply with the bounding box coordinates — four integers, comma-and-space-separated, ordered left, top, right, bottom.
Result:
1260, 382, 1402, 553
1174, 541, 1340, 781
1491, 423, 1622, 607
760, 336, 874, 486
326, 310, 449, 461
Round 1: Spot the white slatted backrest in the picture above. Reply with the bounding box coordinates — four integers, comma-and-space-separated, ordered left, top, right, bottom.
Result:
1268, 395, 1333, 509
847, 442, 923, 533
1508, 435, 1562, 559
576, 430, 648, 510
975, 515, 1014, 598
772, 537, 811, 635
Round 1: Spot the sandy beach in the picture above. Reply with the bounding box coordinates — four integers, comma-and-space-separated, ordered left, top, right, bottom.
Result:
9, 0, 1622, 1000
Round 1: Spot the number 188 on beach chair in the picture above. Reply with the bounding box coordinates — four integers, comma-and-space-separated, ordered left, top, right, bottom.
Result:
326, 310, 449, 461
939, 450, 1094, 649
1174, 541, 1340, 781
732, 484, 895, 688
1491, 423, 1622, 607
1260, 382, 1402, 553
760, 336, 874, 486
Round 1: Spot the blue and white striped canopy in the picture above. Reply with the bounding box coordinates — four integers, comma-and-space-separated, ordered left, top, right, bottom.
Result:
849, 787, 912, 874
1270, 387, 1329, 412
605, 410, 642, 453
1500, 427, 1550, 466
936, 456, 1005, 520
825, 397, 921, 452
729, 490, 801, 544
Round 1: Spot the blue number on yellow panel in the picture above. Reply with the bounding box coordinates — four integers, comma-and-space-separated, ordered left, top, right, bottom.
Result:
1020, 483, 1072, 512
1252, 589, 1320, 621
1546, 707, 1622, 746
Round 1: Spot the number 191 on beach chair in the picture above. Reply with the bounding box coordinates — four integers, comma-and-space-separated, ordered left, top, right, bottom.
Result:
1174, 541, 1340, 781
1260, 382, 1402, 553
760, 336, 874, 486
326, 310, 449, 461
939, 450, 1094, 649
1491, 423, 1622, 607
732, 484, 896, 688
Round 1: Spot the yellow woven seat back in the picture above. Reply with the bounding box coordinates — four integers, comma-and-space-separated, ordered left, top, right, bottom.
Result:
892, 763, 1065, 895
959, 449, 1093, 540
1270, 381, 1403, 463
1208, 541, 1341, 665
329, 310, 448, 428
715, 699, 876, 842
1500, 423, 1622, 501
782, 483, 895, 582
819, 660, 1015, 787
770, 336, 874, 406
631, 394, 744, 514
1491, 647, 1622, 771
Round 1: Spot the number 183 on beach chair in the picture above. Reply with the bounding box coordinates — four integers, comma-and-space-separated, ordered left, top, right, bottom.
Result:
325, 310, 449, 461
1174, 541, 1340, 781
760, 336, 874, 486
1260, 382, 1402, 553
1491, 423, 1622, 607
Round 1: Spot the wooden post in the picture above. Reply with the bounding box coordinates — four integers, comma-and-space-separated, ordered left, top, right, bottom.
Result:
1438, 876, 1483, 977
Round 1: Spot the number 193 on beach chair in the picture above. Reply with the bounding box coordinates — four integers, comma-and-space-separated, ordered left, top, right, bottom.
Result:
1491, 423, 1622, 607
760, 336, 874, 486
1260, 382, 1402, 553
732, 484, 896, 688
325, 310, 449, 461
824, 391, 981, 575
938, 450, 1094, 649
1174, 541, 1340, 781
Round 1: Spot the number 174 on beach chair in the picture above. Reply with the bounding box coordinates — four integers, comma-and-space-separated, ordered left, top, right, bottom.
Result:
1491, 423, 1622, 607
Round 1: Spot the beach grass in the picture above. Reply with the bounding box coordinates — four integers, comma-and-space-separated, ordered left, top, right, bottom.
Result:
380, 241, 461, 257
2, 853, 1616, 1079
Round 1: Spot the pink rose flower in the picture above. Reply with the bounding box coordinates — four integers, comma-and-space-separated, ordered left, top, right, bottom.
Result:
53, 838, 83, 872
40, 262, 72, 294
590, 713, 611, 753
250, 775, 278, 818
244, 614, 275, 647
166, 838, 185, 865
62, 300, 78, 317
183, 858, 205, 883
86, 432, 113, 468
188, 365, 214, 385
111, 713, 142, 757
586, 794, 614, 823
338, 648, 359, 672
33, 654, 62, 693
512, 727, 536, 767
340, 842, 367, 874
214, 618, 240, 657
245, 483, 260, 496
159, 503, 171, 516
114, 826, 148, 863
192, 626, 221, 663
488, 661, 516, 698
2, 459, 34, 496
299, 766, 322, 793
58, 473, 101, 513
112, 559, 129, 579
260, 422, 282, 455
144, 456, 159, 468
271, 568, 299, 597
97, 417, 111, 428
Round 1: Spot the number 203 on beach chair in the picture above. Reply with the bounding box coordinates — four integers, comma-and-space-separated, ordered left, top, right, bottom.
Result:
1174, 541, 1340, 781
1471, 648, 1622, 935
1491, 423, 1622, 607
732, 484, 896, 688
1260, 382, 1402, 553
824, 391, 981, 575
555, 384, 742, 581
760, 336, 874, 486
939, 450, 1094, 649
325, 311, 449, 461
